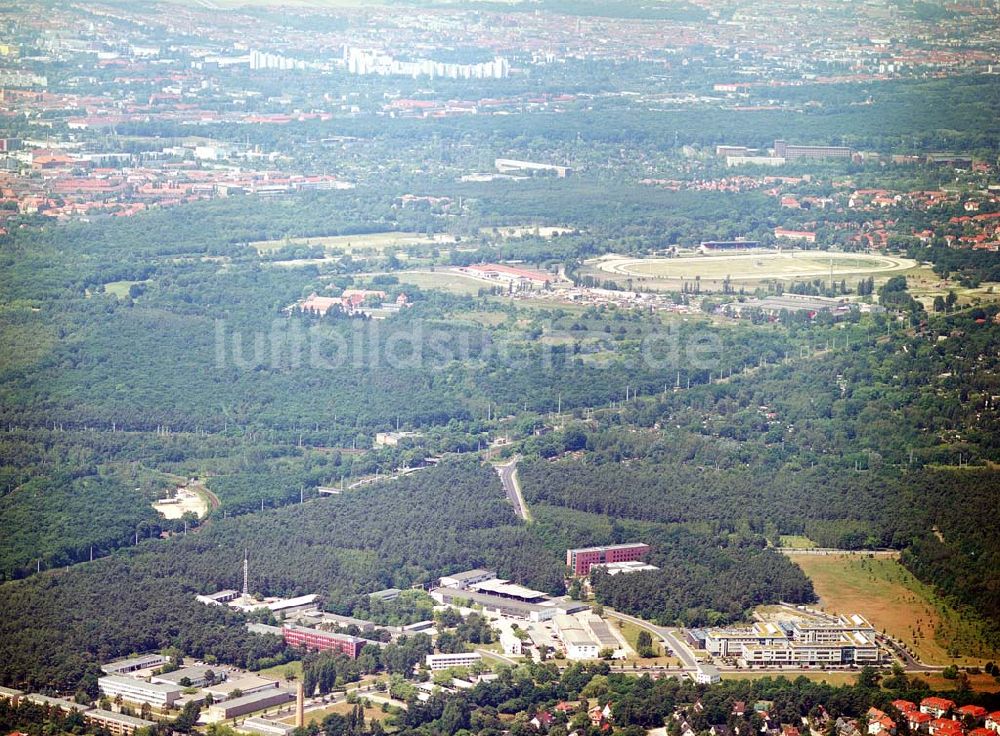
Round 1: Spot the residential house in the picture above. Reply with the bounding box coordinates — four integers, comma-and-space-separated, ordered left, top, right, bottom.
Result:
836, 717, 863, 736
958, 707, 988, 725
868, 708, 897, 735
531, 711, 555, 731
985, 713, 1000, 733
922, 699, 957, 719
928, 719, 963, 736
907, 712, 933, 732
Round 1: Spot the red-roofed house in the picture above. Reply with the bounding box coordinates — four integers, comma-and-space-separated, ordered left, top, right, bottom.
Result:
774, 227, 817, 243
30, 150, 76, 169
958, 707, 988, 724
908, 712, 933, 732
868, 709, 896, 735
986, 713, 1000, 733
299, 293, 341, 316
531, 711, 555, 730
893, 701, 918, 714
929, 719, 964, 736
922, 699, 957, 718
970, 729, 993, 736
340, 289, 387, 313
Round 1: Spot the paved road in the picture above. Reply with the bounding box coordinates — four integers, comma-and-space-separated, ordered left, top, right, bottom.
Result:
496, 457, 530, 521
607, 611, 698, 670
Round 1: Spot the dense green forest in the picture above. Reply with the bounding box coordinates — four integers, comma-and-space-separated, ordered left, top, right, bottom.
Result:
0, 193, 872, 581
519, 309, 1000, 638
589, 527, 814, 627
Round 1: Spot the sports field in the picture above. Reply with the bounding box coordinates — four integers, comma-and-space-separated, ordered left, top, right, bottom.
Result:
589, 251, 916, 287
792, 554, 997, 665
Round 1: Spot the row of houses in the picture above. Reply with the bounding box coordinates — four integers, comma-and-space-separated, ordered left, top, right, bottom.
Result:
888, 698, 1000, 736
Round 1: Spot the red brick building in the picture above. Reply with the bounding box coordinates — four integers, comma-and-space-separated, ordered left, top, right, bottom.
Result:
566, 543, 650, 576
282, 624, 367, 658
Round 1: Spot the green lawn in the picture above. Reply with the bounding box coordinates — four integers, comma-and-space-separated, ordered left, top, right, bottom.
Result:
721, 671, 859, 686
254, 660, 303, 681
778, 535, 816, 549
251, 232, 452, 254
103, 280, 147, 297
395, 271, 488, 295
608, 616, 680, 667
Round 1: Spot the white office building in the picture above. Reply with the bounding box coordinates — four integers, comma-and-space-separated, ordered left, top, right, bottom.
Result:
98, 675, 180, 707
554, 615, 601, 660
425, 652, 482, 671
694, 664, 721, 684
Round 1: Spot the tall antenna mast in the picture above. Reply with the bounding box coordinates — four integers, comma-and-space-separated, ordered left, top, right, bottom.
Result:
243, 548, 249, 597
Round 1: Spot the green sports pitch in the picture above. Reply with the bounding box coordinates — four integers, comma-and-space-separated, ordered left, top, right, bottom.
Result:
590, 250, 916, 285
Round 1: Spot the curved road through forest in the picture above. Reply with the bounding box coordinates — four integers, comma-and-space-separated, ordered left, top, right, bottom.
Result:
496, 456, 530, 521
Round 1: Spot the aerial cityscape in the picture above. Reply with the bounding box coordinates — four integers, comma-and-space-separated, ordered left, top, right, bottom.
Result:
0, 1, 999, 736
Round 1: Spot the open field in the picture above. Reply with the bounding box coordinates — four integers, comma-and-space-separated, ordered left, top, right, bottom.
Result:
906, 266, 1000, 309
254, 660, 303, 681
103, 280, 149, 297
278, 701, 392, 726
447, 309, 509, 327
778, 535, 816, 549
918, 672, 1000, 693
792, 554, 997, 665
720, 671, 859, 686
152, 482, 210, 520
251, 231, 455, 254
586, 251, 917, 292
395, 270, 489, 295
